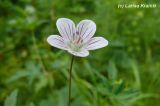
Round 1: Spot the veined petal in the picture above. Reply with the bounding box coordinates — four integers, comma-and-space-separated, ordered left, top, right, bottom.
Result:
47, 35, 68, 50
85, 37, 108, 50
68, 49, 89, 57
56, 18, 76, 41
76, 20, 96, 43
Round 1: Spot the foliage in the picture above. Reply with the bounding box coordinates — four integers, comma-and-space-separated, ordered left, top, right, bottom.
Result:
4, 89, 18, 106
0, 0, 160, 106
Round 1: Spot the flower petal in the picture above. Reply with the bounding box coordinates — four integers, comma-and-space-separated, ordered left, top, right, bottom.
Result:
68, 49, 89, 57
85, 37, 108, 50
47, 35, 68, 50
56, 18, 76, 41
76, 20, 96, 43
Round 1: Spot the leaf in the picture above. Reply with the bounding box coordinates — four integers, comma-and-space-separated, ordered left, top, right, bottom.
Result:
6, 71, 29, 83
4, 89, 18, 106
130, 60, 141, 88
114, 80, 125, 95
128, 93, 160, 104
35, 75, 48, 93
107, 61, 118, 80
117, 89, 140, 100
29, 102, 35, 106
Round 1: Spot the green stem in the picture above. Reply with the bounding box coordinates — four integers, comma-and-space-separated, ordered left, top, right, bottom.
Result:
68, 55, 74, 106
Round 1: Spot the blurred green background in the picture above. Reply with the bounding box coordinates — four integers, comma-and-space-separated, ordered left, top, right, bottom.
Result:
0, 0, 160, 106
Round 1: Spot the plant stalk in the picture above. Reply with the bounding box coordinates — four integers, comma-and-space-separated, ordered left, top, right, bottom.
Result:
68, 55, 74, 106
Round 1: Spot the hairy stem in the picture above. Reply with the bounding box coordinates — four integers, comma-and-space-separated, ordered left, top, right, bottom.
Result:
68, 55, 74, 106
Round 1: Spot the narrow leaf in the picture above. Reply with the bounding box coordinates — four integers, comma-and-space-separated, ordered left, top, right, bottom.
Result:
4, 89, 18, 106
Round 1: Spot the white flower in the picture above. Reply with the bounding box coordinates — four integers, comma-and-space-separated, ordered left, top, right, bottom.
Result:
47, 18, 108, 57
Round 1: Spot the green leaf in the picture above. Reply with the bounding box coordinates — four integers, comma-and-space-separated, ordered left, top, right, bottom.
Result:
114, 80, 125, 95
4, 89, 18, 106
29, 102, 35, 106
130, 60, 141, 88
6, 71, 29, 83
107, 61, 118, 80
35, 75, 48, 93
128, 93, 160, 104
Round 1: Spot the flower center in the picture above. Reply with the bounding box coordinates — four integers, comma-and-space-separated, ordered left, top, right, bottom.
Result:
67, 36, 83, 52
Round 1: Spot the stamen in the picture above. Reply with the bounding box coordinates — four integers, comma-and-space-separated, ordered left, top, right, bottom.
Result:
67, 36, 83, 52
76, 37, 81, 44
